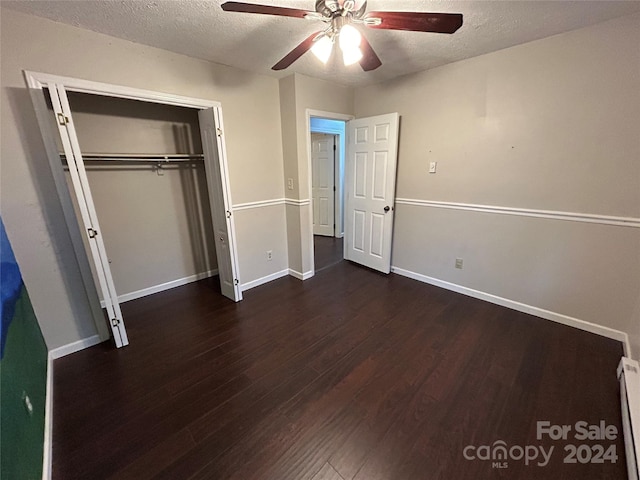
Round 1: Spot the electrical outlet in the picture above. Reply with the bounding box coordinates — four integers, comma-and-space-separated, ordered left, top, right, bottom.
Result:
455, 258, 463, 269
287, 178, 294, 190
266, 250, 273, 261
429, 161, 437, 174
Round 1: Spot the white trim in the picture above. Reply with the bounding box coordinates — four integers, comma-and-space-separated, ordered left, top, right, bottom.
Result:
288, 268, 314, 280
306, 110, 354, 122
42, 352, 54, 480
618, 357, 640, 480
395, 198, 640, 228
231, 198, 314, 211
233, 198, 285, 211
24, 71, 219, 109
99, 270, 218, 307
285, 198, 311, 207
241, 269, 289, 291
50, 334, 103, 360
624, 335, 634, 359
391, 266, 629, 344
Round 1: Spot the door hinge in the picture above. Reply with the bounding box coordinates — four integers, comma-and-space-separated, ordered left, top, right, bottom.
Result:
216, 128, 223, 137
333, 144, 336, 151
87, 228, 98, 238
333, 186, 336, 192
234, 278, 239, 286
111, 318, 120, 327
57, 113, 69, 126
226, 210, 232, 218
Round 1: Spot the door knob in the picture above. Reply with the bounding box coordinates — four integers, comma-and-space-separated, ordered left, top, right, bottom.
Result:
384, 206, 390, 213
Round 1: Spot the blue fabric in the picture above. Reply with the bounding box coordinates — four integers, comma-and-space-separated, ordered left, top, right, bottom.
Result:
1, 218, 24, 359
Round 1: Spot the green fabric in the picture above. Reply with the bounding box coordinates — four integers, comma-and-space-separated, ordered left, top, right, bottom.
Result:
0, 286, 48, 480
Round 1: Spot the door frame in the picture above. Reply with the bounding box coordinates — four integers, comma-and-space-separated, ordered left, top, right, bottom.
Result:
24, 70, 242, 343
305, 109, 353, 274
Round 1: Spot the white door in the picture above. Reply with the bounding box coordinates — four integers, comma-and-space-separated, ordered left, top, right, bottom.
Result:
198, 108, 242, 302
344, 113, 400, 274
311, 133, 335, 237
48, 84, 129, 347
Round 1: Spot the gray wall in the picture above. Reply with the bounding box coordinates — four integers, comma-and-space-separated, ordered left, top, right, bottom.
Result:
355, 14, 640, 358
1, 8, 286, 349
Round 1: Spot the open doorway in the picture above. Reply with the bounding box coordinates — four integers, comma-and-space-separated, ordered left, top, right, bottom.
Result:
308, 114, 347, 272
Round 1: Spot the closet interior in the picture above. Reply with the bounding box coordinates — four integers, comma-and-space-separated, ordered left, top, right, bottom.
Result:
45, 90, 221, 335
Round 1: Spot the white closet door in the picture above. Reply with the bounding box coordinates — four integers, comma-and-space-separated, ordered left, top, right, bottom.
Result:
198, 108, 242, 302
48, 84, 129, 347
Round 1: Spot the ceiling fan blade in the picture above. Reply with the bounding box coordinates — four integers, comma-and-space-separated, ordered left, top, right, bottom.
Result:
272, 32, 321, 71
365, 11, 463, 34
221, 2, 311, 19
359, 35, 382, 71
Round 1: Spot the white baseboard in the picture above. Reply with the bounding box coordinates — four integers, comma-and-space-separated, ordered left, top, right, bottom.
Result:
42, 352, 53, 480
391, 266, 629, 347
100, 269, 218, 307
241, 269, 289, 292
288, 268, 314, 280
50, 334, 103, 360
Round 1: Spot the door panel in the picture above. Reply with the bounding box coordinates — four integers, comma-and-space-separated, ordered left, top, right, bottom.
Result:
198, 108, 242, 301
49, 85, 129, 347
311, 133, 335, 237
345, 113, 400, 274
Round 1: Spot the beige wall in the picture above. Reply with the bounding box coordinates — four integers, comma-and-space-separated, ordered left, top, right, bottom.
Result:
280, 73, 354, 274
355, 14, 640, 358
1, 8, 286, 349
65, 93, 204, 154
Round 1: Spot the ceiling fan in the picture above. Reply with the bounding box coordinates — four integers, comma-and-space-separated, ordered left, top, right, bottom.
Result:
221, 1, 463, 72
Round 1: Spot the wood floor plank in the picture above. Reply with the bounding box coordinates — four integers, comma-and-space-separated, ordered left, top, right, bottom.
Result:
311, 462, 345, 480
51, 261, 626, 480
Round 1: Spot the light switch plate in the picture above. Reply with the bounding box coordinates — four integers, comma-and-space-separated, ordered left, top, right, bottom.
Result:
429, 161, 437, 174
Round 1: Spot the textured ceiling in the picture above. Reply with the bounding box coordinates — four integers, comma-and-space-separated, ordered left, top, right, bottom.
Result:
4, 0, 640, 86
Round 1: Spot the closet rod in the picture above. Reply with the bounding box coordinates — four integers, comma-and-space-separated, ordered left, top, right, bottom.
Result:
59, 153, 204, 162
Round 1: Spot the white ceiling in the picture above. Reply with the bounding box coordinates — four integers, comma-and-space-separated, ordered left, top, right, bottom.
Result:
4, 0, 640, 86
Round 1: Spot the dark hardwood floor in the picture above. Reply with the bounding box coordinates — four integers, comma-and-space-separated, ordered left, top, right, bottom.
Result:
314, 235, 343, 271
52, 262, 626, 479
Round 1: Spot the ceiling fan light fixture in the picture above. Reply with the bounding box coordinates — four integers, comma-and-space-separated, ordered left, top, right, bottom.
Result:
342, 45, 363, 66
311, 35, 333, 64
338, 24, 362, 51
338, 24, 362, 66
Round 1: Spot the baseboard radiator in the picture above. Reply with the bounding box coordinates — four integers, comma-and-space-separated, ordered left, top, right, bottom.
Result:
618, 357, 640, 480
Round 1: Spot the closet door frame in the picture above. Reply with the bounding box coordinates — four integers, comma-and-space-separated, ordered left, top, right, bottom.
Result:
24, 70, 243, 348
